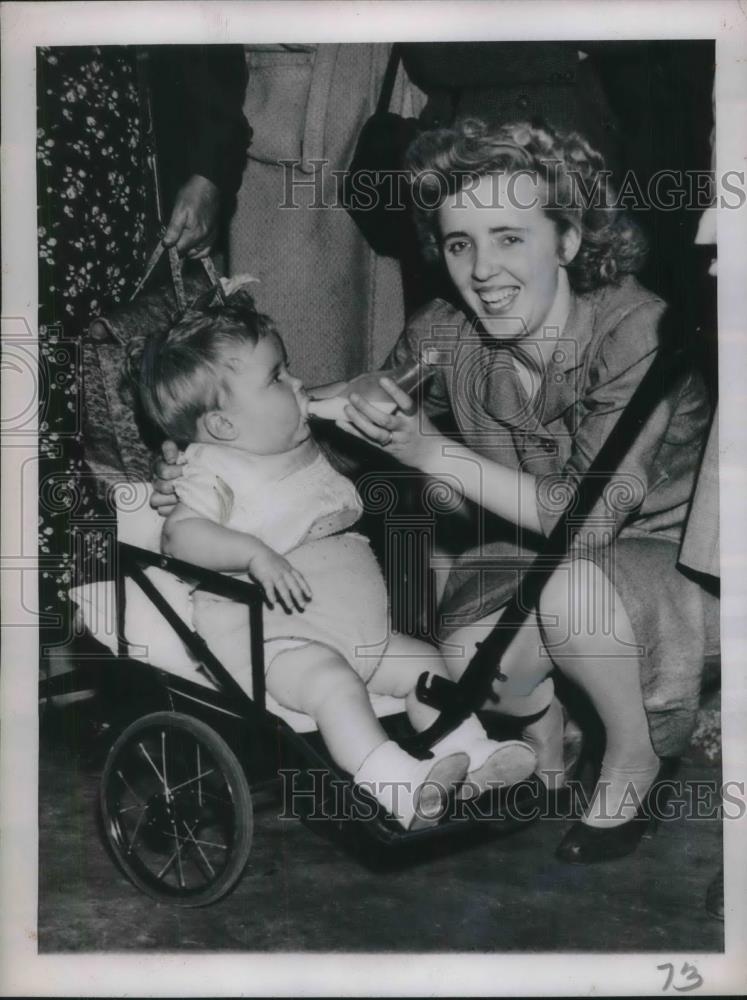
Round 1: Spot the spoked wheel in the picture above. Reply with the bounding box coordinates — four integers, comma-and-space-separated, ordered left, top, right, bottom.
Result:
100, 712, 253, 907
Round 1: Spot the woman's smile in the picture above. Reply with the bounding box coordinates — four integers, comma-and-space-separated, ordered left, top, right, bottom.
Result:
475, 284, 521, 313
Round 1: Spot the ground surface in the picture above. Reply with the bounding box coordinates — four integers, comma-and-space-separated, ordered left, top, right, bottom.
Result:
38, 700, 724, 954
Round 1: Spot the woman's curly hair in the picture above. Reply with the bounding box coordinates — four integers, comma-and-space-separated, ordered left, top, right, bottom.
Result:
406, 118, 647, 292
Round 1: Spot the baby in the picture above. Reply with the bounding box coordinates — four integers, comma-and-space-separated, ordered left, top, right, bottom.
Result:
136, 287, 536, 830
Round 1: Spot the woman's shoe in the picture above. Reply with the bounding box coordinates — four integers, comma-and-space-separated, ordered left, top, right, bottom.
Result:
555, 812, 650, 863
555, 759, 679, 864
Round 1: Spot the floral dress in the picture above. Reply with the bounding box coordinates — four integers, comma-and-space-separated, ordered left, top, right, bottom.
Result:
37, 46, 156, 630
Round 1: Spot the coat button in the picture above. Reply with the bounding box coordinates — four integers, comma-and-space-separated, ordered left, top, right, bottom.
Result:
517, 95, 529, 110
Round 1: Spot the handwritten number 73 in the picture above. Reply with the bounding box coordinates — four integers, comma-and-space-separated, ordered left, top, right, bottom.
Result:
657, 962, 704, 992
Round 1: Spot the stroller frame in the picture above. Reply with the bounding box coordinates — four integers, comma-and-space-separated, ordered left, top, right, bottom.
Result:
92, 539, 528, 907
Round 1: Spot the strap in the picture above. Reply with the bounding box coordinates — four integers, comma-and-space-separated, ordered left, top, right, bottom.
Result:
133, 47, 164, 226
376, 43, 402, 116
201, 256, 227, 305
129, 231, 226, 315
167, 245, 187, 314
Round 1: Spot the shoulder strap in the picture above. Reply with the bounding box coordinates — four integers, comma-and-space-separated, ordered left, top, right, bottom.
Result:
376, 43, 403, 116
133, 47, 164, 226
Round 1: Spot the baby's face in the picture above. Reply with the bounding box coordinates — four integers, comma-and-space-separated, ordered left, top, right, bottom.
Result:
218, 333, 310, 454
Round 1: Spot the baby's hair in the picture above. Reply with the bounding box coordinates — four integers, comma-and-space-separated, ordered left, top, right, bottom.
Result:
406, 118, 647, 292
133, 286, 277, 446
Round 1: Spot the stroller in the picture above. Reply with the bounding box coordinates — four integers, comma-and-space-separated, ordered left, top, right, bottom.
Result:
49, 246, 691, 907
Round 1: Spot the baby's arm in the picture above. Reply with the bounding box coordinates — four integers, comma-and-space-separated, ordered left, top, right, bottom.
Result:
163, 503, 312, 611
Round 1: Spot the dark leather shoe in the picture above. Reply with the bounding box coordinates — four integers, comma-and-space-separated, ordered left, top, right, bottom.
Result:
554, 760, 679, 864
555, 813, 650, 863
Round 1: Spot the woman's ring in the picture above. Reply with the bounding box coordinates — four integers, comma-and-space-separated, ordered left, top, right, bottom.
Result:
383, 431, 393, 446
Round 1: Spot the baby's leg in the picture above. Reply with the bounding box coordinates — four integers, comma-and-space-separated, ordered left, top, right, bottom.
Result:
369, 633, 536, 793
367, 632, 449, 732
266, 642, 388, 775
266, 641, 469, 829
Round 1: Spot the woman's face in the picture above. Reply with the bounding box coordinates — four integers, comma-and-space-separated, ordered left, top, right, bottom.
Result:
438, 172, 576, 342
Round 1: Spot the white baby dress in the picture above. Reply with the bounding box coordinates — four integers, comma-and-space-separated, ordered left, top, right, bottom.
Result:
174, 439, 391, 687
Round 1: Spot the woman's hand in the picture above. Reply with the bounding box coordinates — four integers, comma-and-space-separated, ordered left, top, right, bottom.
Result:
150, 440, 185, 515
342, 376, 444, 471
162, 174, 220, 259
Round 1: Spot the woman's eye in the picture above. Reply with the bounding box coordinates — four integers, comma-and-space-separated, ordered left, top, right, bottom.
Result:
445, 240, 470, 256
502, 235, 522, 247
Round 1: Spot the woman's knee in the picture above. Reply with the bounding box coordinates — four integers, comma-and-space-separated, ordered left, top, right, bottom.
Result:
538, 557, 636, 656
496, 676, 555, 717
536, 561, 575, 628
537, 558, 605, 637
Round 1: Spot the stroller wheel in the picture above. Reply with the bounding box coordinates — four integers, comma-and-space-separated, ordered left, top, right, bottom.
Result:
100, 712, 253, 907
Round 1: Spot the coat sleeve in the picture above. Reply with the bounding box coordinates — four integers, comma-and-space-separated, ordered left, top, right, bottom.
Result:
148, 45, 251, 208
182, 45, 251, 198
381, 298, 461, 422
534, 296, 677, 549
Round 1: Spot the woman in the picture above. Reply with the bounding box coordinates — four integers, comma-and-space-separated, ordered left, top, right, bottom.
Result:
341, 119, 712, 862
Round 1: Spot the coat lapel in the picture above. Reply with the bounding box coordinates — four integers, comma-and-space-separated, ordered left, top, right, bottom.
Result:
451, 295, 592, 475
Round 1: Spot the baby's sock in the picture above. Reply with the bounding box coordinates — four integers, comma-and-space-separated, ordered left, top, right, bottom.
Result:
353, 740, 468, 830
432, 715, 537, 799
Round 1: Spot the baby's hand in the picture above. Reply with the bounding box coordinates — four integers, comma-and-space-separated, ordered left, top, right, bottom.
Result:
150, 439, 186, 516
247, 544, 312, 612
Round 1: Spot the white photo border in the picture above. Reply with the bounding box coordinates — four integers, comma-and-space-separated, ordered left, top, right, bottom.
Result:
2, 1, 746, 995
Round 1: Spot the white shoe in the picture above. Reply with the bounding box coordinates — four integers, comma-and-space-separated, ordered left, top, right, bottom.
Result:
433, 715, 537, 798
460, 738, 538, 799
354, 740, 469, 830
